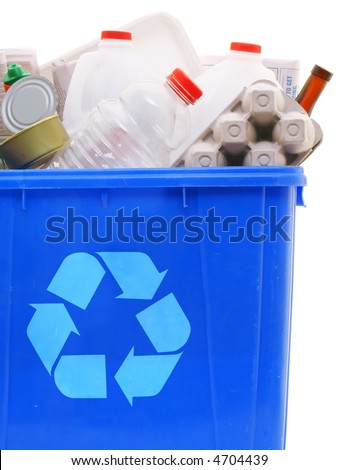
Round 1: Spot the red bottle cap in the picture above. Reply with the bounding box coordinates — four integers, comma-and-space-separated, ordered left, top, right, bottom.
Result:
167, 68, 203, 105
230, 42, 261, 54
101, 31, 132, 40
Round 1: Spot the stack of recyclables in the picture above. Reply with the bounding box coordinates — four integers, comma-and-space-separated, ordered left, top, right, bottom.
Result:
0, 12, 308, 451
1, 13, 321, 171
38, 14, 317, 171
47, 37, 317, 170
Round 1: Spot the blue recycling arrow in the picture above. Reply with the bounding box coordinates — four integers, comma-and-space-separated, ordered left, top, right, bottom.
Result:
47, 252, 105, 309
28, 251, 191, 403
54, 355, 107, 398
97, 252, 167, 299
115, 347, 182, 405
137, 293, 191, 353
27, 303, 79, 374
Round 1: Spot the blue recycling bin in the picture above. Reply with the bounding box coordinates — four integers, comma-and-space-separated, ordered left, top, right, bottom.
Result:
0, 166, 305, 450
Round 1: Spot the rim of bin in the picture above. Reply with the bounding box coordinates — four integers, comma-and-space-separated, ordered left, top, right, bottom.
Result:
0, 167, 306, 189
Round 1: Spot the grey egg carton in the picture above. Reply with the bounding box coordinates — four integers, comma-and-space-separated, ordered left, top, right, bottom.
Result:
176, 79, 323, 167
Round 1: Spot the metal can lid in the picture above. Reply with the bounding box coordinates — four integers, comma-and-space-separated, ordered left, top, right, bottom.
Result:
1, 76, 57, 133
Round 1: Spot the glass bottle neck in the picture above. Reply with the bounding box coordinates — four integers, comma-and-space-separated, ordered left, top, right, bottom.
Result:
296, 65, 332, 115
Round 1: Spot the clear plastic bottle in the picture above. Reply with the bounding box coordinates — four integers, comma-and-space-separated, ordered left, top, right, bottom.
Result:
170, 42, 281, 164
62, 30, 162, 138
46, 68, 202, 169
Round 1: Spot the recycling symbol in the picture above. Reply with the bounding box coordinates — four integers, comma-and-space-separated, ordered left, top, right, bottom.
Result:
27, 252, 191, 405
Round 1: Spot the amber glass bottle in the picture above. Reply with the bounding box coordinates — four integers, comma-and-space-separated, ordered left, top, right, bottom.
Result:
296, 64, 333, 115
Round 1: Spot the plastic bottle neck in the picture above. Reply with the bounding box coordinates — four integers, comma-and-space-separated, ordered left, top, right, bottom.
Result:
166, 69, 202, 106
166, 79, 192, 105
228, 49, 262, 61
99, 38, 133, 48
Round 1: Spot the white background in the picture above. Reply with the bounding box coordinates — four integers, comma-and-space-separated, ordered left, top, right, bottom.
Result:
1, 0, 337, 468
